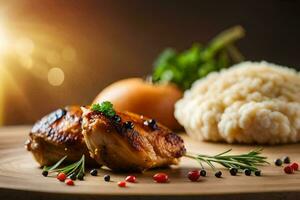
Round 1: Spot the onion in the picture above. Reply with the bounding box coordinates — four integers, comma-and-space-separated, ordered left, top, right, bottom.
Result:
93, 78, 182, 130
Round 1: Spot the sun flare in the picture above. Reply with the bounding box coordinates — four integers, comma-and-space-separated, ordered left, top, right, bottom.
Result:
0, 23, 9, 55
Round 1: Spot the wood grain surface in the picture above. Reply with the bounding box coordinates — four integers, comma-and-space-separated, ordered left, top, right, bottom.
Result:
0, 126, 299, 200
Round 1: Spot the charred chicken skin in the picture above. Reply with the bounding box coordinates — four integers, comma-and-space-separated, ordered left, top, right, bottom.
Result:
26, 106, 97, 167
81, 107, 186, 172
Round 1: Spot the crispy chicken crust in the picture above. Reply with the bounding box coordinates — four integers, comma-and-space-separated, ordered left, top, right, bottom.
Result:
26, 106, 97, 166
82, 107, 186, 172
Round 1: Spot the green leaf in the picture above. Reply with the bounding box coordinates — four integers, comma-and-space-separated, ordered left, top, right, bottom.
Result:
153, 48, 177, 67
152, 26, 245, 90
91, 101, 116, 117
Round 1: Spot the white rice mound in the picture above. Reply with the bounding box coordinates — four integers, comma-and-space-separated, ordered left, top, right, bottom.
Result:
175, 61, 300, 144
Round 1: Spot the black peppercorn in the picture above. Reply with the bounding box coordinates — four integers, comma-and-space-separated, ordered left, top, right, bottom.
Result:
77, 173, 84, 180
123, 121, 134, 130
69, 173, 77, 180
274, 158, 283, 166
42, 170, 48, 177
229, 167, 238, 176
104, 174, 110, 182
200, 169, 206, 177
112, 115, 121, 123
244, 169, 251, 176
144, 119, 158, 130
254, 170, 261, 176
215, 171, 222, 178
90, 169, 98, 176
282, 156, 290, 164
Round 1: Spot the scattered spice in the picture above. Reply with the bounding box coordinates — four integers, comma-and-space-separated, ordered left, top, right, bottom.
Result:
284, 165, 293, 174
42, 170, 48, 177
65, 179, 74, 186
123, 121, 134, 130
244, 169, 251, 176
118, 181, 126, 187
90, 169, 98, 176
68, 173, 77, 180
229, 167, 238, 176
143, 119, 158, 130
112, 115, 121, 123
57, 172, 67, 182
282, 156, 291, 164
187, 170, 200, 182
215, 171, 222, 178
274, 158, 283, 166
104, 175, 110, 182
125, 175, 136, 183
254, 170, 261, 176
200, 169, 206, 177
77, 173, 84, 181
153, 173, 169, 183
290, 162, 299, 171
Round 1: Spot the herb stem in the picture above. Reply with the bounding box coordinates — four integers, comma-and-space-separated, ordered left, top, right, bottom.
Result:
184, 148, 269, 172
43, 155, 86, 178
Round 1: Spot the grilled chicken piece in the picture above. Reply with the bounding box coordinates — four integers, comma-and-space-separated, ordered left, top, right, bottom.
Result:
26, 106, 98, 167
81, 107, 186, 172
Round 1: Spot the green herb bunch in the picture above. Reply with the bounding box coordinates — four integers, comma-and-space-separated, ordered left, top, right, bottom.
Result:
185, 148, 269, 172
152, 26, 245, 90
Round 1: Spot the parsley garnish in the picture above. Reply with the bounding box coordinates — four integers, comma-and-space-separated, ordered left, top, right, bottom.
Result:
91, 101, 116, 117
152, 26, 245, 90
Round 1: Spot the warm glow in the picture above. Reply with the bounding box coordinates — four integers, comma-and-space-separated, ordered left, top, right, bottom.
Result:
47, 67, 65, 86
0, 22, 8, 125
46, 50, 61, 65
14, 37, 34, 56
0, 11, 78, 125
62, 46, 76, 62
19, 55, 33, 69
0, 23, 9, 55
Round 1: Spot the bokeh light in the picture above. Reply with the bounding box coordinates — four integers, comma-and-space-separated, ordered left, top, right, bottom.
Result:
47, 67, 65, 86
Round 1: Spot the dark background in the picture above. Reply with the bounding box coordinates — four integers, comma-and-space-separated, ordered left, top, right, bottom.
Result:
0, 0, 300, 125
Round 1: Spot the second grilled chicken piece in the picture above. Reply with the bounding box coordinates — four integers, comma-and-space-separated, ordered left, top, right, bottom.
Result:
82, 107, 186, 172
26, 106, 98, 167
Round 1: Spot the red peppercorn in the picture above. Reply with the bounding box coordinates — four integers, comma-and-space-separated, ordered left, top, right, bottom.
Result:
188, 170, 200, 182
125, 175, 136, 183
153, 173, 169, 183
65, 179, 74, 186
290, 162, 299, 171
57, 172, 67, 182
284, 165, 294, 174
118, 181, 126, 187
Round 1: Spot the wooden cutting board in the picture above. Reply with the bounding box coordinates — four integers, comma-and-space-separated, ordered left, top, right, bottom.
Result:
0, 126, 299, 200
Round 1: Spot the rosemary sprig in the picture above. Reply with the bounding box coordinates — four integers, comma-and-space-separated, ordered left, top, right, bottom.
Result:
43, 155, 67, 172
185, 148, 269, 172
42, 155, 86, 180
